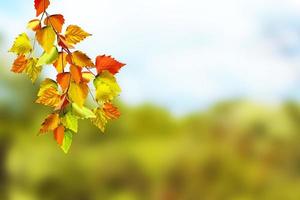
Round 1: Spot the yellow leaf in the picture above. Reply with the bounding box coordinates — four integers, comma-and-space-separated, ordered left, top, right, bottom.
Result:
27, 19, 41, 31
91, 103, 120, 132
65, 25, 91, 45
40, 113, 60, 133
82, 72, 95, 83
94, 71, 121, 102
91, 108, 108, 132
25, 58, 41, 83
36, 26, 56, 53
9, 33, 32, 55
37, 78, 58, 96
68, 82, 88, 107
53, 52, 67, 73
11, 55, 28, 73
36, 79, 61, 107
71, 51, 94, 67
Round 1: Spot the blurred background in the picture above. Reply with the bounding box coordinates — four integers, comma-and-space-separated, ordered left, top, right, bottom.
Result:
2, 0, 300, 199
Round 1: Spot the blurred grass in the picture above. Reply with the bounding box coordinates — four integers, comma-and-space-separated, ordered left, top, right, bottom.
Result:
2, 54, 300, 200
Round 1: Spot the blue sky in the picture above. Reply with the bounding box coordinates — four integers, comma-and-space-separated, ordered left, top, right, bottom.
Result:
2, 0, 300, 114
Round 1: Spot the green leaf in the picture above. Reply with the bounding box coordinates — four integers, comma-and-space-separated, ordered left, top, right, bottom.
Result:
72, 103, 96, 119
62, 111, 78, 133
61, 129, 73, 154
37, 46, 59, 66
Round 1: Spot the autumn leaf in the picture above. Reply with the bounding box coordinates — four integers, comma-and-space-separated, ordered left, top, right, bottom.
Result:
72, 103, 96, 119
71, 51, 94, 67
61, 130, 73, 153
91, 103, 120, 132
36, 26, 56, 53
94, 71, 121, 102
55, 94, 69, 111
57, 72, 71, 92
70, 65, 82, 84
34, 0, 50, 17
40, 113, 60, 133
36, 87, 61, 107
11, 55, 28, 73
103, 103, 121, 120
54, 125, 65, 145
36, 79, 61, 107
27, 19, 41, 31
44, 14, 65, 33
68, 82, 88, 107
53, 52, 67, 73
58, 34, 74, 49
96, 55, 126, 75
25, 58, 41, 83
65, 25, 91, 45
9, 33, 32, 55
37, 46, 59, 66
38, 78, 58, 95
82, 72, 95, 83
91, 108, 108, 132
61, 111, 78, 133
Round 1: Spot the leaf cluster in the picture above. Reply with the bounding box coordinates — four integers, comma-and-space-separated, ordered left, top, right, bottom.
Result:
9, 0, 126, 153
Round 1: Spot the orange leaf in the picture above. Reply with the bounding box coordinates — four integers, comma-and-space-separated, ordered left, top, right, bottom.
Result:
36, 87, 61, 107
54, 125, 65, 145
71, 51, 95, 67
40, 113, 60, 133
70, 65, 82, 84
44, 14, 65, 33
55, 94, 69, 111
95, 55, 126, 75
103, 103, 121, 120
65, 25, 91, 45
11, 55, 27, 73
58, 35, 74, 49
57, 72, 71, 91
53, 52, 67, 73
34, 0, 50, 17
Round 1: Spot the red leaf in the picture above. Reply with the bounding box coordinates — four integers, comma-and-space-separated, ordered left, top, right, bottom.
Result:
95, 55, 125, 75
34, 0, 50, 17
